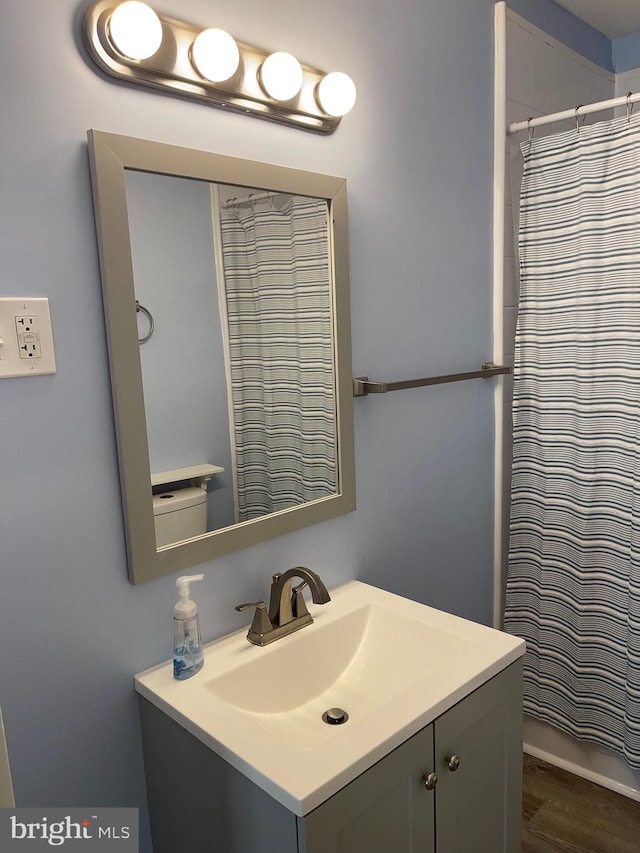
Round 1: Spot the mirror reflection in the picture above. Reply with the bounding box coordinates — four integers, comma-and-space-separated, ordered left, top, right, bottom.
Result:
87, 129, 355, 584
124, 171, 338, 547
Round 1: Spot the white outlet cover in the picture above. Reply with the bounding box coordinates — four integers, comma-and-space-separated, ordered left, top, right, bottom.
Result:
0, 298, 56, 378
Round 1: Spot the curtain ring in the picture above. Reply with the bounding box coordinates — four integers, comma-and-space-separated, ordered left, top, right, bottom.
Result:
627, 91, 634, 123
575, 105, 583, 133
527, 117, 534, 143
136, 300, 154, 344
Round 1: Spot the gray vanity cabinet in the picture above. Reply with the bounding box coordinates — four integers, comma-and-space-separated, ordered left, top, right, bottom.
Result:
139, 660, 522, 853
299, 725, 435, 852
298, 660, 522, 853
434, 659, 522, 853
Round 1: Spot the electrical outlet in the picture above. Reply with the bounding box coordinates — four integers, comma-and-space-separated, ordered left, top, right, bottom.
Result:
15, 315, 42, 359
0, 298, 56, 378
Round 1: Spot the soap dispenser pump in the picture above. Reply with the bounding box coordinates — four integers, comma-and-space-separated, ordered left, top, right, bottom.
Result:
173, 573, 205, 680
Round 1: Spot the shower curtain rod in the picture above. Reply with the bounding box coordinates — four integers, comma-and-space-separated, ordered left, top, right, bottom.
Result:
221, 191, 282, 209
508, 90, 640, 135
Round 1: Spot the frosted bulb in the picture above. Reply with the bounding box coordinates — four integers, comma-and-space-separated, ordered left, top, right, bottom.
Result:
260, 52, 303, 101
191, 29, 240, 83
108, 1, 163, 60
317, 72, 357, 117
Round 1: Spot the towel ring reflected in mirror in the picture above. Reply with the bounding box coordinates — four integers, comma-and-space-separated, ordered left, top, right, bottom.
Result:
136, 300, 154, 344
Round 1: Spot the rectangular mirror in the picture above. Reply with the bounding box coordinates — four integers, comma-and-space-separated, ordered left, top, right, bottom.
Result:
87, 130, 355, 584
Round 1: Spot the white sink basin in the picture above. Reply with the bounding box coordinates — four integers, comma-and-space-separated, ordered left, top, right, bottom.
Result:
135, 580, 524, 815
206, 601, 470, 750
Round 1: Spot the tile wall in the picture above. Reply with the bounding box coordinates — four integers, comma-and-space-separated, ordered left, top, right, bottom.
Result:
616, 67, 640, 101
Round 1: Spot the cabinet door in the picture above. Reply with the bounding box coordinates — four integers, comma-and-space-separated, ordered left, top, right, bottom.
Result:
434, 660, 523, 853
299, 725, 435, 853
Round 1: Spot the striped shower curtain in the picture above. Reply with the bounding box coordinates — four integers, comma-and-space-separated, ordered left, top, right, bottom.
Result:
504, 115, 640, 768
218, 194, 337, 521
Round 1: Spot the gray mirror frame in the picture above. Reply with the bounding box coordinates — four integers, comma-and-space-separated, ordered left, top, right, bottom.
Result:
87, 129, 356, 585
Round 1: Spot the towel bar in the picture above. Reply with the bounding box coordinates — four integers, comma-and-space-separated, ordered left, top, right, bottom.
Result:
353, 362, 512, 397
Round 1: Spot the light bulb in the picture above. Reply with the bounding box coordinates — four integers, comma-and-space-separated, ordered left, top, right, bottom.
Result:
191, 29, 240, 83
259, 52, 303, 101
317, 72, 356, 117
108, 1, 163, 60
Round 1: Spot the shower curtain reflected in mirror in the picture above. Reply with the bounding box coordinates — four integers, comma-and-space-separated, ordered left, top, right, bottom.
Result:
218, 194, 337, 522
504, 115, 640, 769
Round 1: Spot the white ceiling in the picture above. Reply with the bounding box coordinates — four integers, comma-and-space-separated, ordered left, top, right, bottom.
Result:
554, 0, 640, 39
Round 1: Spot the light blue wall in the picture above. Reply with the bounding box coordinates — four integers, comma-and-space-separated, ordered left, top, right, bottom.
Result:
0, 0, 496, 849
508, 0, 613, 69
612, 31, 640, 73
508, 0, 640, 77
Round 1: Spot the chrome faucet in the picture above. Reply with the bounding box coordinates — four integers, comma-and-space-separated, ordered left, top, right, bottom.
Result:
235, 566, 331, 646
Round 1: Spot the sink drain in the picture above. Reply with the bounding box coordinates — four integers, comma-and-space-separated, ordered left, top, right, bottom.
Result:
322, 707, 349, 725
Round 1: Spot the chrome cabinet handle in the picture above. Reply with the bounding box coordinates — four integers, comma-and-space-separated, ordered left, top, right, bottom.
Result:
445, 754, 461, 772
422, 772, 438, 790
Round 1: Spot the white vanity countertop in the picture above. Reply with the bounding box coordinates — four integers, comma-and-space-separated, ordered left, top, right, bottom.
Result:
135, 580, 525, 816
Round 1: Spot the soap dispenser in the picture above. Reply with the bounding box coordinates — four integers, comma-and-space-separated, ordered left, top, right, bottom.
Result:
173, 574, 205, 680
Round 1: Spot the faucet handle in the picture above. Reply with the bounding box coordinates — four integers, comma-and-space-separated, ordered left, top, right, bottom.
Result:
235, 600, 267, 612
235, 601, 273, 645
292, 581, 310, 619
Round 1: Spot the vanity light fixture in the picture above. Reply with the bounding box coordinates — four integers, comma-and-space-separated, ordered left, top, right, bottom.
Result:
316, 72, 358, 118
259, 52, 304, 102
191, 28, 240, 83
107, 1, 163, 60
83, 0, 356, 133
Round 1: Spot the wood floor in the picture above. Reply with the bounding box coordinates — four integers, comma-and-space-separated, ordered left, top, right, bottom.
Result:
522, 753, 640, 852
